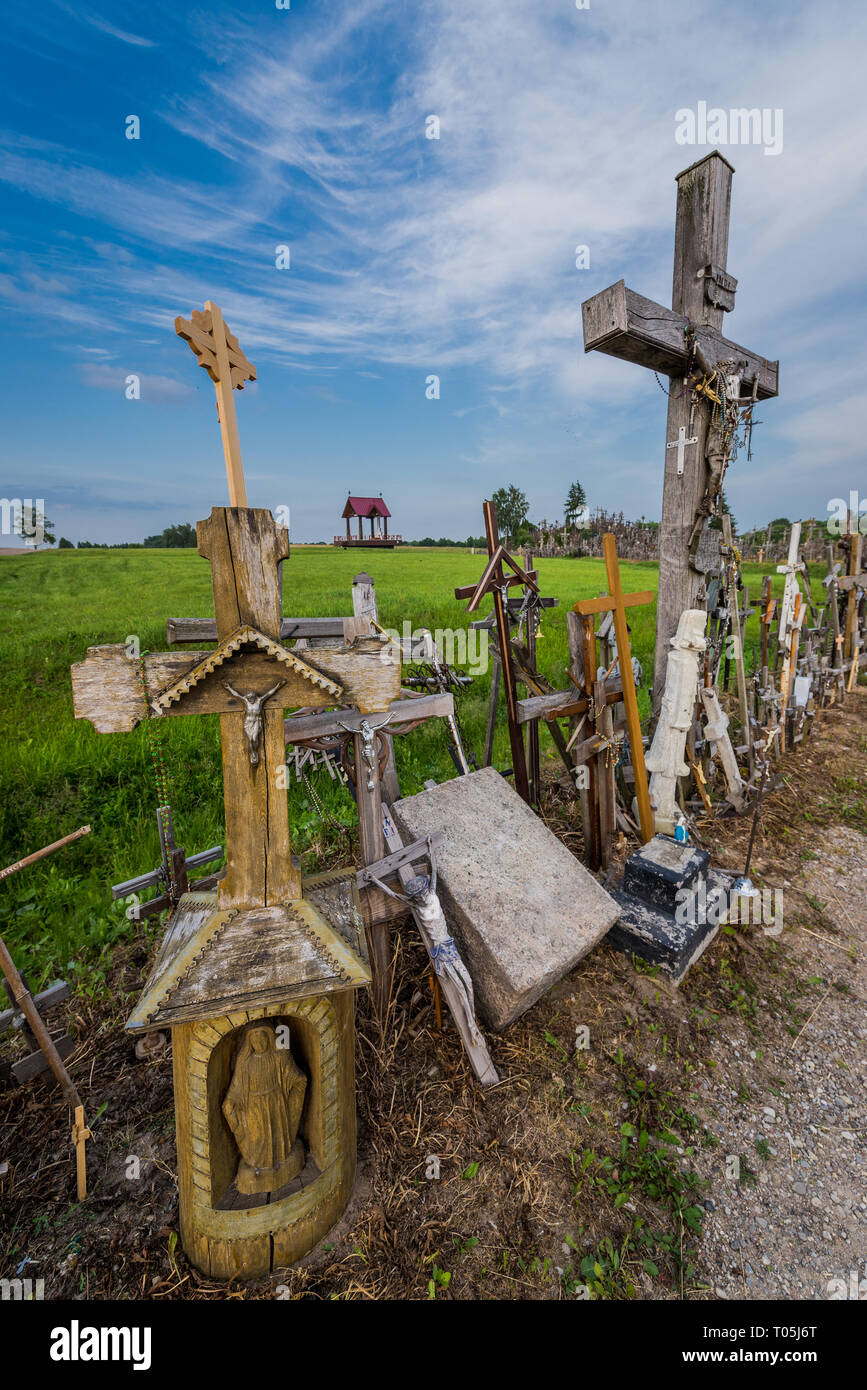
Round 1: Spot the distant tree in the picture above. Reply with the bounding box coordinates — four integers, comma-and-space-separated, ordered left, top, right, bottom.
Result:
564, 480, 587, 527
143, 522, 198, 548
14, 503, 55, 547
710, 488, 738, 536
58, 536, 75, 549
491, 485, 529, 549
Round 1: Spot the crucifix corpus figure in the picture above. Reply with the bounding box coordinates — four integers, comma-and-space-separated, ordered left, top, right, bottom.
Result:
222, 680, 286, 765
581, 152, 779, 713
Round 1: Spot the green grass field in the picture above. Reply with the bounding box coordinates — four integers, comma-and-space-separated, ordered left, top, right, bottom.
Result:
0, 543, 820, 991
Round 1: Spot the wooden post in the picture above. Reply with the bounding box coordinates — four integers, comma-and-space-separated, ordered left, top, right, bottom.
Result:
566, 610, 594, 855
722, 515, 752, 775
484, 653, 501, 768
581, 615, 601, 869
602, 535, 654, 843
525, 552, 541, 804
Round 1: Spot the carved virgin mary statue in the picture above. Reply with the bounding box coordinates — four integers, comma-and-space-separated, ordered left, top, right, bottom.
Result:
222, 1025, 307, 1195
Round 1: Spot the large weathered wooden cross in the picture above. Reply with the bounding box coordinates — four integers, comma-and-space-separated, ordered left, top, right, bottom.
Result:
581, 152, 779, 710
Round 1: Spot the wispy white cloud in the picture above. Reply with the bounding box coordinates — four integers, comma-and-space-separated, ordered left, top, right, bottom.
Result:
1, 0, 866, 533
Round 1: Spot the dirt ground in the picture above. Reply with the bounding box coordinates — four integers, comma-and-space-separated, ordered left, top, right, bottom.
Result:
1, 692, 864, 1301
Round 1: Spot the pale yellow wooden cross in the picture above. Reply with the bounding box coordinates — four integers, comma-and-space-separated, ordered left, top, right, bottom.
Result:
175, 301, 256, 507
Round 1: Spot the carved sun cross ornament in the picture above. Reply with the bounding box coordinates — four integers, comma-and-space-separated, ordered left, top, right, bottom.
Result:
175, 301, 257, 507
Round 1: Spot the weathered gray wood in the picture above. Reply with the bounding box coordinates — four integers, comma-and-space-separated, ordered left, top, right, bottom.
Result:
581, 281, 778, 397
483, 652, 501, 766
0, 980, 69, 1034
356, 833, 444, 888
351, 573, 401, 802
167, 616, 346, 644
284, 691, 454, 744
73, 635, 401, 734
11, 1033, 74, 1084
516, 679, 621, 724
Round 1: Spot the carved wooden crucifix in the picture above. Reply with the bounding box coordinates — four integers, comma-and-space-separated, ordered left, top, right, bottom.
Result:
581, 152, 779, 711
175, 301, 256, 507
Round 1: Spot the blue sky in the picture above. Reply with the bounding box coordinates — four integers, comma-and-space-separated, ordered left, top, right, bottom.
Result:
1, 0, 865, 544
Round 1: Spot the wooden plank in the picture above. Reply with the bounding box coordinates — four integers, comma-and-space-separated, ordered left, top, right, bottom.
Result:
566, 610, 593, 854
483, 653, 501, 767
0, 980, 69, 1034
11, 1033, 74, 1084
581, 280, 778, 398
168, 616, 347, 644
73, 636, 401, 735
351, 573, 401, 802
284, 691, 453, 744
574, 589, 655, 616
515, 682, 622, 724
356, 833, 444, 888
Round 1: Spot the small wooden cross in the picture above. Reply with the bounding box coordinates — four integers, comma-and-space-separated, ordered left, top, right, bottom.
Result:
454, 500, 540, 802
175, 301, 256, 507
575, 535, 654, 843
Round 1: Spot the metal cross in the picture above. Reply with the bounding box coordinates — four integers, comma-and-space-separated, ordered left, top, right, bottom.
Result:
666, 424, 699, 476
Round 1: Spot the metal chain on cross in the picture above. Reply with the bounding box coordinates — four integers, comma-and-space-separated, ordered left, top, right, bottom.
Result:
138, 652, 176, 895
299, 762, 354, 852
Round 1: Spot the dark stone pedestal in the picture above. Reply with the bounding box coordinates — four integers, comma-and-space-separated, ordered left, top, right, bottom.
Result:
609, 835, 729, 984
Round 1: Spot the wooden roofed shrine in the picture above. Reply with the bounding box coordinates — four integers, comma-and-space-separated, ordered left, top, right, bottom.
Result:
335, 494, 400, 548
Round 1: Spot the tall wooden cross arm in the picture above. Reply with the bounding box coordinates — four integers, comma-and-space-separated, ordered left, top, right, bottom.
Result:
174, 301, 256, 507
574, 534, 654, 843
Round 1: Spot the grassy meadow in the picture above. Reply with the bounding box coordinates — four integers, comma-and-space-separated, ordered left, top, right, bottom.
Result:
0, 542, 818, 992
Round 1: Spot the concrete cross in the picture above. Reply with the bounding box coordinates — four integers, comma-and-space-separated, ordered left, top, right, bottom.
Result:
581, 153, 779, 712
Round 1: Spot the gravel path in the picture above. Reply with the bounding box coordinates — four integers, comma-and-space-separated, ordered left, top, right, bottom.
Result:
693, 824, 866, 1300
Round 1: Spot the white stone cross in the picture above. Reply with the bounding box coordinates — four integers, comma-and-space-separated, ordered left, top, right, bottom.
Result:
666, 425, 699, 477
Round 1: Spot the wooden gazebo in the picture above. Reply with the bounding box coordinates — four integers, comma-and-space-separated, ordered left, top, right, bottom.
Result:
335, 495, 400, 549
